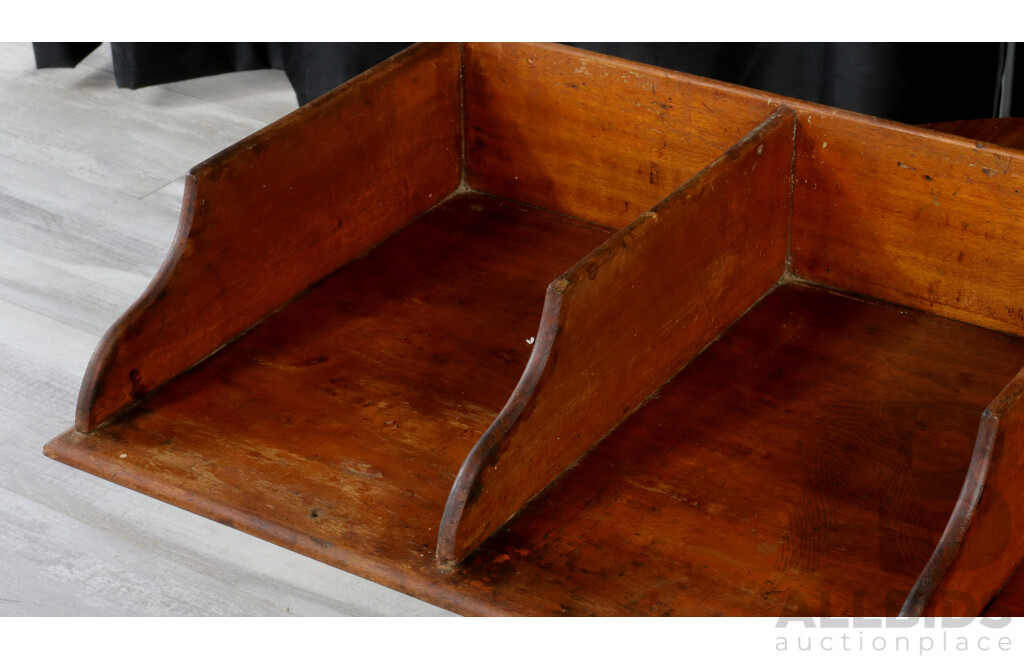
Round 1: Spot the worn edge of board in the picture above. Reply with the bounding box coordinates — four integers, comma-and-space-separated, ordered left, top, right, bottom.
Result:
41, 424, 516, 617
436, 107, 796, 564
900, 365, 1024, 616
76, 42, 462, 432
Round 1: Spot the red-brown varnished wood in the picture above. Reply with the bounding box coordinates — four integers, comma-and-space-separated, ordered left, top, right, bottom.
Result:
920, 117, 1024, 618
924, 118, 1024, 152
469, 283, 1024, 615
463, 42, 780, 229
983, 539, 1024, 615
437, 109, 794, 563
44, 42, 1024, 616
790, 109, 1024, 337
77, 42, 462, 431
904, 366, 1024, 616
46, 192, 612, 615
46, 281, 1024, 615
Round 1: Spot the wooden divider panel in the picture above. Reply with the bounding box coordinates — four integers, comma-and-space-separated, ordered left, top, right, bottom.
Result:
462, 42, 779, 230
437, 108, 795, 564
77, 43, 462, 431
902, 367, 1024, 616
791, 109, 1024, 336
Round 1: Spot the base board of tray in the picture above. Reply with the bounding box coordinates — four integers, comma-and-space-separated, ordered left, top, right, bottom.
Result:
47, 226, 1024, 617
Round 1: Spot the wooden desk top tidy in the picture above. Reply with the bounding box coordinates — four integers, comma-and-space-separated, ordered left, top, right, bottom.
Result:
44, 42, 1024, 616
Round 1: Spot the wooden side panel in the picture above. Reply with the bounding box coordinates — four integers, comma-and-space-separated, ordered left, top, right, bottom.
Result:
903, 367, 1024, 616
791, 109, 1024, 336
77, 42, 462, 431
462, 42, 778, 229
437, 109, 795, 564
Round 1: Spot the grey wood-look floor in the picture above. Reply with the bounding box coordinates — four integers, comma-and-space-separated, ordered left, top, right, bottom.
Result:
0, 42, 452, 616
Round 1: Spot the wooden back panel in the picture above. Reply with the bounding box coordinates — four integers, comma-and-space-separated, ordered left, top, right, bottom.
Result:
467, 43, 1024, 336
437, 109, 795, 564
77, 42, 462, 431
790, 109, 1024, 336
902, 367, 1024, 616
462, 42, 778, 230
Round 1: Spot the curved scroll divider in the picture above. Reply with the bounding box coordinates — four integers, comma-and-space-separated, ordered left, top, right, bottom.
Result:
901, 367, 1024, 616
76, 42, 462, 432
437, 107, 797, 564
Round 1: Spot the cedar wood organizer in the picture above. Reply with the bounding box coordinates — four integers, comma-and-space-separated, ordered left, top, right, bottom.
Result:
43, 43, 1024, 616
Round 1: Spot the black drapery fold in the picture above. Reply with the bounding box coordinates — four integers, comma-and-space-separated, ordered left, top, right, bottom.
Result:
32, 42, 1013, 123
33, 42, 103, 68
32, 42, 410, 105
569, 43, 1005, 124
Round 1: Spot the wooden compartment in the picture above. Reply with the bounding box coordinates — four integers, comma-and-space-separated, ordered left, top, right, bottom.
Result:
44, 43, 1024, 616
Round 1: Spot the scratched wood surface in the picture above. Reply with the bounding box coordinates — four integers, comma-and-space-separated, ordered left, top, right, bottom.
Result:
46, 192, 615, 615
439, 109, 793, 564
790, 108, 1024, 338
924, 116, 1024, 617
46, 277, 1024, 615
473, 283, 1024, 616
463, 42, 778, 229
78, 42, 461, 431
0, 41, 452, 615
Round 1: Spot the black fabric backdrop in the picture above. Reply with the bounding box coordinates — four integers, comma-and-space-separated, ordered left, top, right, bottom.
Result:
33, 42, 1014, 124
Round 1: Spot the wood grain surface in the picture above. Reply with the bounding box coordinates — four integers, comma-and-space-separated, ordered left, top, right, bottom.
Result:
791, 108, 1024, 337
903, 365, 1024, 616
479, 282, 1024, 616
45, 192, 612, 615
793, 112, 1024, 614
924, 116, 1024, 617
47, 279, 1024, 615
463, 42, 780, 229
438, 109, 794, 563
77, 42, 461, 431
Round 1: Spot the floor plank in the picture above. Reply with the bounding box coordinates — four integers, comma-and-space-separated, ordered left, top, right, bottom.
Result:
0, 42, 274, 199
